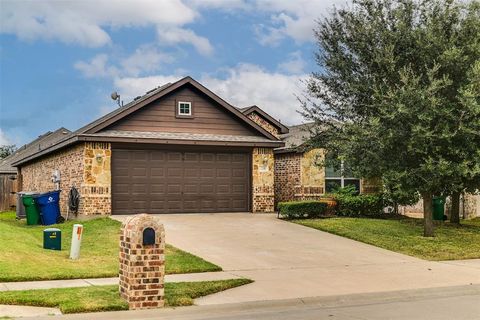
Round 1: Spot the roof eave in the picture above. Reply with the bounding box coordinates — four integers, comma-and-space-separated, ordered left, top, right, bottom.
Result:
12, 136, 80, 167
79, 134, 285, 148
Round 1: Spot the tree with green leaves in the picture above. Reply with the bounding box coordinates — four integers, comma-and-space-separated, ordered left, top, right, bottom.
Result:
0, 145, 16, 159
302, 0, 480, 236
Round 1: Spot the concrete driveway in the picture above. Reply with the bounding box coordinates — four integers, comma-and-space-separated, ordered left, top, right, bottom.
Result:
112, 213, 480, 305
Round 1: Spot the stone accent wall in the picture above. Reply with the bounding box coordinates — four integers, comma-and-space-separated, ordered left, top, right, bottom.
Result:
119, 214, 165, 309
274, 152, 301, 205
247, 112, 280, 138
20, 142, 112, 216
20, 144, 85, 214
82, 142, 111, 215
252, 148, 275, 212
297, 149, 325, 200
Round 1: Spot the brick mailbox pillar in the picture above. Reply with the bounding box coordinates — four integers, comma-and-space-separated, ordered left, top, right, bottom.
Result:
119, 214, 165, 309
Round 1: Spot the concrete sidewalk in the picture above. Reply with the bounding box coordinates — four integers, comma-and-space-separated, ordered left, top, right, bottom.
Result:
0, 271, 243, 292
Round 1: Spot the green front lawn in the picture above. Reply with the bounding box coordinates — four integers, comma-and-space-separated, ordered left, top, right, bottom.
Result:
0, 279, 253, 314
294, 217, 480, 261
0, 211, 220, 282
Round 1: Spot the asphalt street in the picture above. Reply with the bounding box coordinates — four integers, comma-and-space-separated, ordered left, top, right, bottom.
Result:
27, 284, 480, 320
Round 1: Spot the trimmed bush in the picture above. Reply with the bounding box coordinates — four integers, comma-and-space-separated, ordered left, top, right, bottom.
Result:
333, 193, 384, 217
277, 201, 328, 220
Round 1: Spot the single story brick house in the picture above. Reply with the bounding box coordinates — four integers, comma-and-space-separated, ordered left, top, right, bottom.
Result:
9, 76, 479, 218
12, 77, 285, 215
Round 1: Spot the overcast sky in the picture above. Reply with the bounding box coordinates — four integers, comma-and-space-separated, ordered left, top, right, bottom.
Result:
0, 0, 345, 146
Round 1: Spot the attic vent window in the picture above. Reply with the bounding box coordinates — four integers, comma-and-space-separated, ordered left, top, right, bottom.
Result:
177, 101, 192, 116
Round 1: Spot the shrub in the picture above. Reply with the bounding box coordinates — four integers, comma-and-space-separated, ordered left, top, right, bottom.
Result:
333, 193, 384, 217
277, 201, 328, 220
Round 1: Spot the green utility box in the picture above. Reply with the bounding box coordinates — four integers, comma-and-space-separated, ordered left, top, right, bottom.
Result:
22, 195, 40, 225
433, 197, 446, 221
43, 228, 61, 250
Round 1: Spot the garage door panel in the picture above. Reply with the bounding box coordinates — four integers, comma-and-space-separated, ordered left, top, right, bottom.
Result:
217, 184, 230, 194
167, 200, 182, 210
216, 154, 230, 162
132, 152, 148, 161
112, 149, 249, 214
184, 168, 199, 178
184, 184, 198, 194
168, 152, 182, 161
201, 153, 215, 162
167, 184, 182, 194
200, 184, 215, 194
232, 168, 246, 178
233, 199, 247, 209
232, 184, 247, 193
151, 151, 165, 161
150, 168, 165, 176
150, 184, 165, 193
184, 153, 199, 162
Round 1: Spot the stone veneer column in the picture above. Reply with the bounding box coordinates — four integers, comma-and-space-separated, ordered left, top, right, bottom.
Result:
119, 214, 165, 310
81, 142, 112, 215
296, 149, 325, 200
252, 148, 275, 212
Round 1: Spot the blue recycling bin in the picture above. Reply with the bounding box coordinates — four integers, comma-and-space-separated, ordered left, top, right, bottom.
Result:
34, 191, 61, 225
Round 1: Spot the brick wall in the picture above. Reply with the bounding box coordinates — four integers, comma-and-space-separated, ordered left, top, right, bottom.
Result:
252, 147, 275, 212
274, 148, 325, 207
274, 152, 301, 205
20, 144, 85, 214
247, 112, 280, 138
20, 142, 112, 216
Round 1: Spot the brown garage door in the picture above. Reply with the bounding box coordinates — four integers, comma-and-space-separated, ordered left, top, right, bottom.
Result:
112, 149, 250, 214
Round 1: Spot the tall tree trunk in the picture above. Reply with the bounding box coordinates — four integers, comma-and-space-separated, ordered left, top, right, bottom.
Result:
422, 192, 434, 237
450, 192, 461, 225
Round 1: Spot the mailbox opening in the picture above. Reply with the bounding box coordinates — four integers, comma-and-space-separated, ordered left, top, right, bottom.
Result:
143, 227, 155, 245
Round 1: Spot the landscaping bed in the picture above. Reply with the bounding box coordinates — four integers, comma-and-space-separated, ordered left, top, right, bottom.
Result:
0, 279, 253, 314
294, 217, 480, 260
0, 211, 221, 282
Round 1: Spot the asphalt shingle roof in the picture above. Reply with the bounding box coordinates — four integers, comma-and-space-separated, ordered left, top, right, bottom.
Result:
84, 130, 275, 143
0, 128, 71, 173
276, 122, 315, 152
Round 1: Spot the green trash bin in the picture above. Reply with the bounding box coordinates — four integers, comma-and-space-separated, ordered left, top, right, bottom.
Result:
43, 228, 61, 250
22, 195, 40, 225
433, 197, 446, 221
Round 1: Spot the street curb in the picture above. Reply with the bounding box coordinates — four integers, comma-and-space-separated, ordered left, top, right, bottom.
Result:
23, 284, 480, 320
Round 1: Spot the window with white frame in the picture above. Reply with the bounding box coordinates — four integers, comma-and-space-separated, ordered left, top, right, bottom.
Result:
177, 101, 192, 116
325, 156, 360, 194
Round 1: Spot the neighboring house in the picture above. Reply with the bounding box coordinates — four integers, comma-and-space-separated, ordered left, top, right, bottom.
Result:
401, 195, 480, 219
0, 128, 71, 211
272, 123, 381, 207
12, 77, 284, 216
